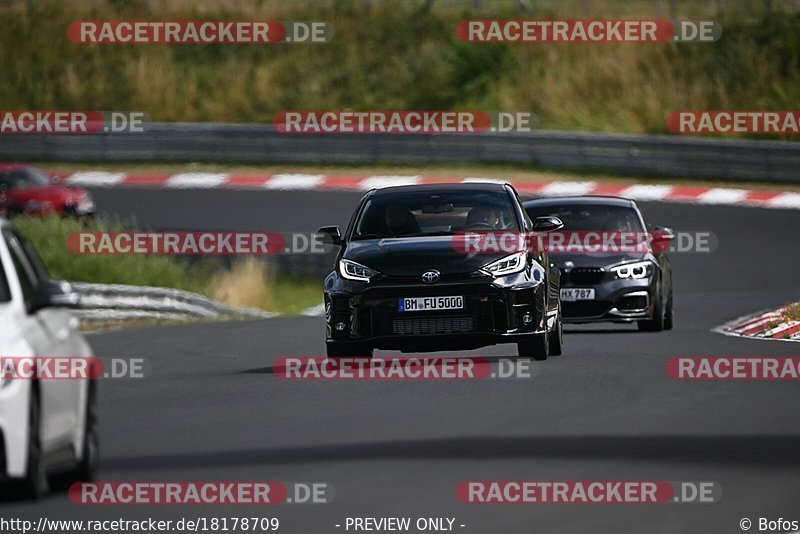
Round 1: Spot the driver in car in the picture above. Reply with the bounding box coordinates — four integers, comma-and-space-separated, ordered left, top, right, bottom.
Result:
465, 206, 501, 229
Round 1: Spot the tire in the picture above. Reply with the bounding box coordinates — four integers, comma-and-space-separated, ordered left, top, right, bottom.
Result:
518, 332, 549, 361
548, 308, 563, 356
638, 289, 664, 332
326, 342, 373, 359
21, 387, 49, 499
664, 291, 674, 331
61, 383, 99, 485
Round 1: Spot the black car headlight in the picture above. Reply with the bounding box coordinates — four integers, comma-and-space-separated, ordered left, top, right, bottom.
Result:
610, 260, 653, 279
480, 251, 527, 277
339, 259, 379, 282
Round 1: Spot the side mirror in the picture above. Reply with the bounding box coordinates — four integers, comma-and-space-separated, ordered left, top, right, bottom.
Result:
317, 225, 343, 246
32, 279, 80, 312
532, 216, 564, 232
652, 226, 675, 241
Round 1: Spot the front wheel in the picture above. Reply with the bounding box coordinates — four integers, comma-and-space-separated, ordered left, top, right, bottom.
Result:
663, 291, 674, 331
518, 332, 548, 361
21, 387, 48, 499
548, 309, 563, 356
61, 383, 99, 485
637, 290, 664, 332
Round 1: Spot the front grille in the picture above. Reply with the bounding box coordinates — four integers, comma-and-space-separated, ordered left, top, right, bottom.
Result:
563, 300, 611, 318
367, 302, 497, 337
381, 273, 475, 285
562, 267, 605, 285
392, 315, 474, 335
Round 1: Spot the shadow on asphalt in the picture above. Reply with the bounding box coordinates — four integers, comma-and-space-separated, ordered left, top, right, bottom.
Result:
238, 355, 523, 376
563, 328, 640, 334
101, 435, 800, 472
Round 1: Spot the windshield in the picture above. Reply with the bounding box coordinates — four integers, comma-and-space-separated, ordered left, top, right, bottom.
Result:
526, 204, 644, 233
0, 168, 51, 189
353, 190, 519, 239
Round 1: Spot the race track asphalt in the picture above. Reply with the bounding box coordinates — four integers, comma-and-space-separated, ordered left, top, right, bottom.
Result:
3, 187, 799, 534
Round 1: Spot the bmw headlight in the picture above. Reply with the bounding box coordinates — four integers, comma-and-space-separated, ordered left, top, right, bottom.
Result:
610, 260, 653, 279
339, 259, 379, 282
480, 251, 527, 277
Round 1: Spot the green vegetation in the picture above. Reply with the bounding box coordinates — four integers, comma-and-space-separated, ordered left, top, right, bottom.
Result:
13, 215, 212, 291
782, 302, 800, 321
12, 215, 322, 315
1, 0, 799, 136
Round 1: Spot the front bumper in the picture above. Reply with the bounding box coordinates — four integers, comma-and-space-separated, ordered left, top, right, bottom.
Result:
325, 274, 550, 352
561, 275, 656, 324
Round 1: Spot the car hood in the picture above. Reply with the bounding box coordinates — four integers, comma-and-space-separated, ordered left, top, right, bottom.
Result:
344, 236, 513, 276
6, 185, 87, 204
548, 251, 649, 269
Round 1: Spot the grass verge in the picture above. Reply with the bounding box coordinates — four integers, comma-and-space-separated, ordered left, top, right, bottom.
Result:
12, 215, 322, 316
782, 302, 800, 322
1, 1, 799, 138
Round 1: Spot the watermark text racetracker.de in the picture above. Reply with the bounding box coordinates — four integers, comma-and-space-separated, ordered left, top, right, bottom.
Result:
458, 480, 721, 504
0, 111, 148, 134
452, 230, 717, 255
667, 357, 800, 380
68, 232, 328, 255
69, 481, 332, 505
668, 110, 800, 135
273, 110, 537, 134
276, 357, 537, 380
0, 357, 149, 380
68, 21, 332, 44
456, 19, 721, 43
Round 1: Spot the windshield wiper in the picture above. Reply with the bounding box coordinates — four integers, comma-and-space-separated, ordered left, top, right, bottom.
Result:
400, 231, 454, 237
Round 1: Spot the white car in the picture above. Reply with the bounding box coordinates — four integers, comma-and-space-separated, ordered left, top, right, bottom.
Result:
0, 219, 98, 498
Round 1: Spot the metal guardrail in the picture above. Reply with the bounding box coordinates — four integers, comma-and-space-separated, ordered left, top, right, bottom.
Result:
72, 281, 276, 323
2, 123, 799, 183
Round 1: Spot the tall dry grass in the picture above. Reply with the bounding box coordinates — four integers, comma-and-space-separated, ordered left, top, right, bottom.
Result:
211, 258, 274, 310
1, 0, 799, 134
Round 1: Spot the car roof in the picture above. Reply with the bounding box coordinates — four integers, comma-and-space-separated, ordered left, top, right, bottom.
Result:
0, 164, 28, 172
523, 195, 636, 208
369, 182, 510, 196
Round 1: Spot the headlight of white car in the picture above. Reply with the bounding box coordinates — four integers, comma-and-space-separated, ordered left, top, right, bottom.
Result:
339, 259, 379, 282
610, 260, 653, 279
480, 251, 527, 277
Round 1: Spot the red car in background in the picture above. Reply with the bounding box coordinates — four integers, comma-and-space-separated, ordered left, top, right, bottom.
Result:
0, 165, 96, 218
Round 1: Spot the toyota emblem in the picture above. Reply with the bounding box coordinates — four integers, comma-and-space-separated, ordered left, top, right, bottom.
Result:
421, 270, 440, 284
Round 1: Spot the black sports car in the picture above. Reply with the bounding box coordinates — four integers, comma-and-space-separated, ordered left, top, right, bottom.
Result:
524, 196, 674, 331
318, 183, 564, 360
